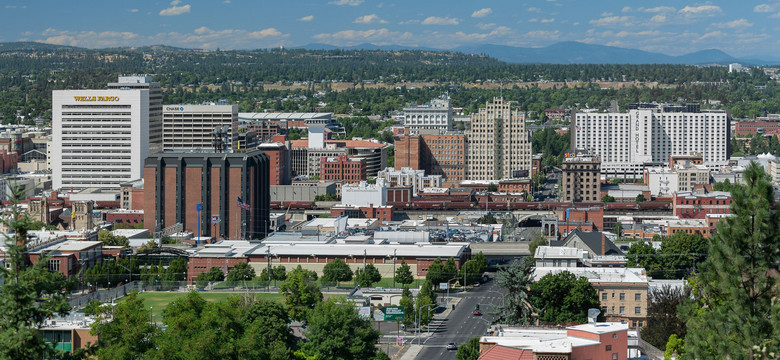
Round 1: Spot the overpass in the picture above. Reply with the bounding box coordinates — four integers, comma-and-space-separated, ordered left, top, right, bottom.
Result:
469, 242, 531, 266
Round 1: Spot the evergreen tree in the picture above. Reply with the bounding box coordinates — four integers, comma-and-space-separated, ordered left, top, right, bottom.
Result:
394, 260, 414, 285
91, 291, 158, 359
399, 286, 415, 326
494, 261, 536, 325
279, 265, 323, 322
355, 263, 381, 287
455, 337, 481, 360
683, 162, 780, 358
425, 257, 446, 285
226, 262, 256, 282
322, 258, 353, 283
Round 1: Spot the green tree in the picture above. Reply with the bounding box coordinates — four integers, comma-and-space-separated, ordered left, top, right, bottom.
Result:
443, 257, 458, 280
238, 299, 296, 360
528, 231, 548, 256
530, 271, 601, 324
658, 232, 708, 279
279, 265, 323, 322
455, 336, 481, 360
97, 229, 130, 247
91, 291, 158, 359
394, 260, 414, 285
355, 263, 382, 287
494, 261, 536, 325
399, 286, 415, 326
195, 266, 225, 289
626, 241, 662, 277
601, 195, 615, 203
664, 334, 685, 360
425, 257, 446, 285
712, 178, 734, 192
270, 265, 287, 281
226, 262, 256, 282
0, 191, 73, 360
683, 162, 780, 358
416, 280, 438, 326
322, 258, 353, 283
635, 193, 646, 203
641, 285, 692, 350
486, 183, 498, 192
301, 299, 380, 360
477, 213, 497, 224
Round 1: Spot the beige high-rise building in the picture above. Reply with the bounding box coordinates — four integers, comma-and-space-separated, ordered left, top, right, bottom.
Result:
107, 76, 162, 154
466, 98, 531, 180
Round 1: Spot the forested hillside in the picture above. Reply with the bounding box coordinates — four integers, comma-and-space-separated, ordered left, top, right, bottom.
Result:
0, 43, 776, 122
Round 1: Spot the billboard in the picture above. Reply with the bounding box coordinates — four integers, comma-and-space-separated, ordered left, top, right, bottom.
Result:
384, 306, 405, 321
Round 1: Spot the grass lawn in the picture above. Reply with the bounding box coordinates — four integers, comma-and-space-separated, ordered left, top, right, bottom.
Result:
129, 291, 282, 319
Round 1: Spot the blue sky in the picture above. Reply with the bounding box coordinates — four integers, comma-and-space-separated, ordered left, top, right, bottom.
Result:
3, 1, 780, 57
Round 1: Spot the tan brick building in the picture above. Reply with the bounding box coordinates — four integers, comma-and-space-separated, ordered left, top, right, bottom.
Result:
394, 133, 466, 187
466, 98, 531, 180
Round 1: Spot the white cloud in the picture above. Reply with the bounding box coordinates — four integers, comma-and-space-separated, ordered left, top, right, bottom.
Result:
679, 5, 722, 17
398, 19, 419, 25
159, 1, 191, 16
712, 19, 753, 29
589, 16, 632, 27
472, 8, 492, 18
621, 6, 632, 13
223, 0, 231, 3
130, 8, 139, 13
754, 3, 775, 12
540, 18, 555, 23
650, 14, 666, 23
447, 26, 514, 43
299, 15, 314, 22
528, 18, 538, 22
313, 28, 412, 44
527, 7, 541, 13
572, 22, 579, 26
524, 30, 560, 40
476, 23, 496, 30
5, 5, 16, 8
421, 16, 459, 25
643, 6, 676, 13
354, 14, 386, 24
248, 28, 283, 39
614, 30, 661, 38
328, 0, 363, 6
698, 31, 724, 41
601, 12, 613, 17
35, 27, 289, 50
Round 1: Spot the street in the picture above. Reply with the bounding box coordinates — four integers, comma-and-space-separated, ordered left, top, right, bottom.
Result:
414, 278, 504, 360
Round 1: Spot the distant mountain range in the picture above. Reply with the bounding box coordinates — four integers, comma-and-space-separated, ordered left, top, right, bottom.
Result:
2, 40, 777, 65
295, 41, 779, 65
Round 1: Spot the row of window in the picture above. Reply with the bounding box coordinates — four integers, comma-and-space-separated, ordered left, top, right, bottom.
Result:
602, 292, 642, 301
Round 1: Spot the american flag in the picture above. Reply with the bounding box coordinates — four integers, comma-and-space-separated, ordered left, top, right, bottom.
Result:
237, 197, 250, 210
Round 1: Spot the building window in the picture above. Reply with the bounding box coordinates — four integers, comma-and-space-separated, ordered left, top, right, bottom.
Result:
619, 293, 625, 301
606, 345, 612, 351
619, 306, 625, 314
635, 293, 641, 301
47, 259, 60, 272
635, 307, 641, 314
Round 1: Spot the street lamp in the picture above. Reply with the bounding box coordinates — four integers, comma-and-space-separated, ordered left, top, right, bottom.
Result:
415, 303, 437, 345
446, 277, 459, 304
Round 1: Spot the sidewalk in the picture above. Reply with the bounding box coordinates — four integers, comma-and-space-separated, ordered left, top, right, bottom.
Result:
398, 345, 423, 360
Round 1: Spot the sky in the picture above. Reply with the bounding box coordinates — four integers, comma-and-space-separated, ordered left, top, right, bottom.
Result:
3, 1, 780, 57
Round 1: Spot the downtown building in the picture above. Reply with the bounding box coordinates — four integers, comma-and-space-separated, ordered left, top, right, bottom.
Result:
465, 98, 532, 180
402, 95, 453, 131
573, 103, 729, 179
52, 89, 149, 191
143, 150, 270, 241
162, 103, 246, 151
394, 132, 467, 187
106, 75, 162, 154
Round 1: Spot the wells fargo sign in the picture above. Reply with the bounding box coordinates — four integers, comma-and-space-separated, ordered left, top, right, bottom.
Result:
73, 96, 120, 102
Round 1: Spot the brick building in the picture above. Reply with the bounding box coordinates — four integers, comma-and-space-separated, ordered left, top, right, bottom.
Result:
395, 133, 467, 187
734, 120, 780, 136
561, 152, 601, 203
673, 191, 731, 219
330, 204, 394, 224
258, 136, 291, 185
143, 150, 270, 241
119, 179, 145, 210
320, 154, 367, 182
4, 237, 103, 279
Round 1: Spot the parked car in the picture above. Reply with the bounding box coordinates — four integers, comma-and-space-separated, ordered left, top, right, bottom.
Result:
473, 310, 482, 316
446, 342, 457, 350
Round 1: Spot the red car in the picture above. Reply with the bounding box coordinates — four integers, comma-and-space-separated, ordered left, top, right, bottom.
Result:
473, 310, 482, 316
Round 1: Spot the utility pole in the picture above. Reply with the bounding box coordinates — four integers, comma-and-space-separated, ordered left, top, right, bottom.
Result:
267, 245, 271, 289
392, 249, 397, 288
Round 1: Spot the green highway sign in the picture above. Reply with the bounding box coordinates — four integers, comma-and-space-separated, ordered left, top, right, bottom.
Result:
384, 306, 404, 321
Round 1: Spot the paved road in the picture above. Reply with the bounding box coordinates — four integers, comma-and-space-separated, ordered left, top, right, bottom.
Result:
415, 279, 505, 360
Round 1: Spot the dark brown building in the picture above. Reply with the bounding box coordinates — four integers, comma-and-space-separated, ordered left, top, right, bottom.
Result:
143, 150, 270, 241
561, 152, 601, 203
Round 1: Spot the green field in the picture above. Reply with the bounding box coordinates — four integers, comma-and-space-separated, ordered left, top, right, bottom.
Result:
130, 291, 283, 319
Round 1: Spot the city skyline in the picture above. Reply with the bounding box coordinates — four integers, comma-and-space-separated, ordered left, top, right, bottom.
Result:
3, 1, 780, 58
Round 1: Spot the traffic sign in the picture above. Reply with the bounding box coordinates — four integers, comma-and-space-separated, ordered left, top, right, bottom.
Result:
211, 215, 221, 224
397, 337, 403, 345
439, 282, 448, 290
385, 306, 404, 321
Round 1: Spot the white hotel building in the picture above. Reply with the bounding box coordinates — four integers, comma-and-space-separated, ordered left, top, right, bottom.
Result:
573, 106, 729, 178
52, 90, 149, 191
